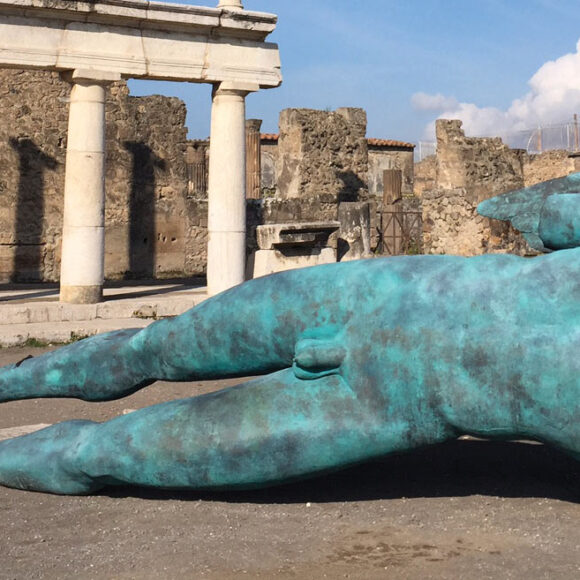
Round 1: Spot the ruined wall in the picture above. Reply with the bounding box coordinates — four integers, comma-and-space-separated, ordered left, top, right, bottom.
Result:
414, 154, 436, 197
522, 149, 576, 186
0, 68, 203, 282
435, 120, 524, 203
422, 188, 530, 256
0, 69, 68, 282
276, 108, 368, 201
422, 120, 532, 256
104, 83, 192, 279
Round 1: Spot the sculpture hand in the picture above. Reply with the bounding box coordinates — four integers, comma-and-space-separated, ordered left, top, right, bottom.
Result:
477, 172, 580, 251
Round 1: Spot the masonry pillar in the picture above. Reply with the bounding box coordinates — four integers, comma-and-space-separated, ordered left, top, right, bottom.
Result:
207, 81, 257, 296
245, 119, 262, 199
59, 70, 120, 304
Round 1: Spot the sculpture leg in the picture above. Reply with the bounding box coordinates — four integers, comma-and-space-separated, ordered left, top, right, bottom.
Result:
0, 328, 156, 402
0, 294, 292, 403
0, 369, 445, 495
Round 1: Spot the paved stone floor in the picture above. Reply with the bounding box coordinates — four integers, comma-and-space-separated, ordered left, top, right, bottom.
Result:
1, 346, 580, 579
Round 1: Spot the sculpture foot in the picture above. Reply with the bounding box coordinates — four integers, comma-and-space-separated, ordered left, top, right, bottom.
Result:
0, 421, 103, 494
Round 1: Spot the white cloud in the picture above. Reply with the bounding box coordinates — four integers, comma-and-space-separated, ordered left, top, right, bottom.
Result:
418, 38, 580, 140
411, 92, 458, 111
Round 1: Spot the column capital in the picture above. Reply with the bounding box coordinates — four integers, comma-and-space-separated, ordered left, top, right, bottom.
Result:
61, 69, 122, 85
246, 118, 263, 132
218, 0, 243, 10
213, 80, 259, 98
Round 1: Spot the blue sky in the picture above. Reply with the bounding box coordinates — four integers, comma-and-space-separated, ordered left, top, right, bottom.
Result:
129, 0, 580, 143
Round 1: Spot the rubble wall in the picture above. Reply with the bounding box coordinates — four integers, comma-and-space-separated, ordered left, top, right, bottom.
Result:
522, 149, 576, 186
422, 120, 533, 256
0, 69, 202, 282
276, 108, 369, 201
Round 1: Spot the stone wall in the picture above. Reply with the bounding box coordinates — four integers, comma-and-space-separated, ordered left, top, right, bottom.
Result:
260, 137, 278, 196
0, 69, 68, 282
522, 149, 576, 186
276, 108, 368, 201
421, 120, 580, 256
435, 120, 525, 203
0, 68, 203, 282
414, 154, 436, 197
422, 120, 532, 256
422, 187, 530, 256
256, 110, 365, 261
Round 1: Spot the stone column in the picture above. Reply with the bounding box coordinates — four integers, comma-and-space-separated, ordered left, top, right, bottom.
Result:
207, 81, 258, 296
186, 143, 207, 196
217, 0, 243, 9
245, 119, 262, 200
59, 69, 120, 304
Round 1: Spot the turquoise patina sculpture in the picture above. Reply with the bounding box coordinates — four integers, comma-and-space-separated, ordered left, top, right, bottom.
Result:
0, 176, 579, 495
478, 171, 580, 251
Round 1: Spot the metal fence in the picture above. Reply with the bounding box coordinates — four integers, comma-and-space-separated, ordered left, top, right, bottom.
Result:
416, 141, 436, 162
503, 121, 580, 154
416, 118, 580, 162
375, 210, 423, 255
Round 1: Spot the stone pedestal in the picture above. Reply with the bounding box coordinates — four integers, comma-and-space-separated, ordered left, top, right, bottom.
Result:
250, 221, 340, 279
59, 69, 120, 304
338, 202, 372, 261
207, 81, 257, 296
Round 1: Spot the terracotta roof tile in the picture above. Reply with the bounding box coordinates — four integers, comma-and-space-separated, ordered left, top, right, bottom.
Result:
367, 138, 415, 149
260, 134, 415, 149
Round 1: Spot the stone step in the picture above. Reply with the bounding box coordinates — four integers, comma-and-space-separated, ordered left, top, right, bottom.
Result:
0, 318, 153, 347
0, 290, 207, 325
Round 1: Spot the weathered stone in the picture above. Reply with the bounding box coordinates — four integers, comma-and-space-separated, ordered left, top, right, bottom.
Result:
337, 202, 372, 261
250, 221, 339, 278
276, 108, 368, 200
422, 120, 533, 256
0, 69, 201, 281
435, 120, 524, 204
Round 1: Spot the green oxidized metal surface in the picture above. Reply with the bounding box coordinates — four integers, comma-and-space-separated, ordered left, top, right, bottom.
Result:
0, 177, 579, 495
478, 172, 580, 251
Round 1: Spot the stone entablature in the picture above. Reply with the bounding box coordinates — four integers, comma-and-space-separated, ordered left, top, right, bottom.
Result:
0, 0, 281, 87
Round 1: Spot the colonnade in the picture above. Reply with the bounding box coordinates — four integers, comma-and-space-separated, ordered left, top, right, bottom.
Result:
60, 76, 254, 302
51, 0, 265, 302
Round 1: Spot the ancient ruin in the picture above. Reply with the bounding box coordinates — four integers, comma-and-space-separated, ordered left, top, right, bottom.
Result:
0, 62, 417, 286
0, 0, 282, 301
419, 120, 580, 256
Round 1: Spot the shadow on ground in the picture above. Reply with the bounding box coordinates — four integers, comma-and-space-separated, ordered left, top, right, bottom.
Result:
105, 439, 580, 505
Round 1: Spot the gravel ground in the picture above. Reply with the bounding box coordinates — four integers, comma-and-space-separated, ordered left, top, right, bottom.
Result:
1, 346, 580, 579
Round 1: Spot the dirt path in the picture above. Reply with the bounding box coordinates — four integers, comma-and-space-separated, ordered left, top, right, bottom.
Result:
1, 347, 579, 579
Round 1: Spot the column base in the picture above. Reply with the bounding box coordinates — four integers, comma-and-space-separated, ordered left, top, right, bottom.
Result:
60, 285, 103, 304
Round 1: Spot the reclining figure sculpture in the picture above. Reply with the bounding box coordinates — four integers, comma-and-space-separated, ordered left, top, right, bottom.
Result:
0, 175, 579, 495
